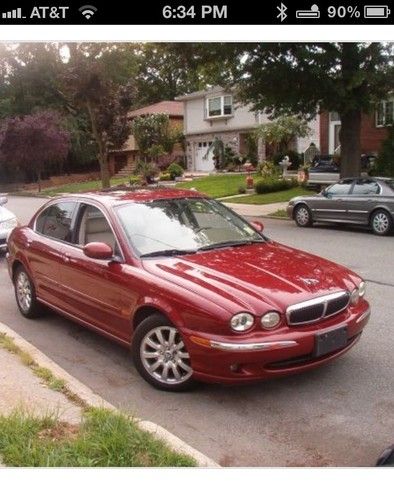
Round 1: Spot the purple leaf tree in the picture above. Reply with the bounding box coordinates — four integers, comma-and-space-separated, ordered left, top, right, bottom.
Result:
0, 111, 70, 191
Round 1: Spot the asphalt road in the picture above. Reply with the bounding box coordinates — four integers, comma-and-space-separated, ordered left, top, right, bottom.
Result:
1, 196, 393, 466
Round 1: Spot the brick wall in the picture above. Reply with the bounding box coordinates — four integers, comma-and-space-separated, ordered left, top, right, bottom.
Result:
319, 111, 389, 155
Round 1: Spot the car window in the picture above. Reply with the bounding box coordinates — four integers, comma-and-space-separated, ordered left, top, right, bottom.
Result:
35, 202, 76, 242
351, 179, 380, 195
77, 204, 118, 253
325, 180, 353, 196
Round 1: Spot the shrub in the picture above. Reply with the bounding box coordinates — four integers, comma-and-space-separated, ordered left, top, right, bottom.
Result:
258, 160, 279, 178
135, 160, 159, 182
254, 177, 294, 195
374, 127, 394, 177
159, 173, 172, 181
238, 185, 246, 194
168, 162, 184, 180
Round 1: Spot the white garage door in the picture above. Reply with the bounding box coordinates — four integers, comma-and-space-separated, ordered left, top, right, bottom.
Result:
195, 141, 214, 172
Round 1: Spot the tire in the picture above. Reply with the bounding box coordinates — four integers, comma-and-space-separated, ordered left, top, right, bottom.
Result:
132, 313, 197, 392
370, 209, 393, 236
14, 265, 44, 318
294, 204, 313, 227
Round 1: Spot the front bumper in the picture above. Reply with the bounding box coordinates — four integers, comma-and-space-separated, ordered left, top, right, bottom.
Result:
286, 204, 294, 219
183, 300, 370, 384
0, 227, 15, 252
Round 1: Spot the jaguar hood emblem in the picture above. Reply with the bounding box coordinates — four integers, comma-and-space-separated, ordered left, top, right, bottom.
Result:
300, 277, 319, 286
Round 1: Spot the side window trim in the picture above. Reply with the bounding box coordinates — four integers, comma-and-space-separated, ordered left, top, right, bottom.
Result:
74, 201, 125, 262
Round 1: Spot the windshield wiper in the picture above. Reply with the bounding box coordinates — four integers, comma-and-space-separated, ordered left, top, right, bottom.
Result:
198, 240, 262, 252
140, 248, 197, 258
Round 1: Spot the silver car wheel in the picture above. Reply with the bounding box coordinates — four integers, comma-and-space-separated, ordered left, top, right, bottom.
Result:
295, 206, 310, 226
16, 271, 32, 313
140, 326, 193, 385
373, 212, 389, 234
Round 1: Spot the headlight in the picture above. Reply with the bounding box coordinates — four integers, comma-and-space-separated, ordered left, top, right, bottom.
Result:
261, 311, 281, 329
0, 217, 17, 230
358, 281, 366, 297
350, 288, 359, 306
230, 312, 254, 332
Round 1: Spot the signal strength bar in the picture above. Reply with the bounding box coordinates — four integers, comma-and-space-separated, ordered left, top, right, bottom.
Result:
2, 8, 23, 19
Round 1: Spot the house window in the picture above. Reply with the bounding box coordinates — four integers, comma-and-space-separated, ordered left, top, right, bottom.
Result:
206, 95, 233, 118
376, 99, 394, 127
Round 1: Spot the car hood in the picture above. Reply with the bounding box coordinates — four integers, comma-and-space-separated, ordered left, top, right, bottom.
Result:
289, 194, 322, 203
0, 206, 16, 222
142, 241, 360, 314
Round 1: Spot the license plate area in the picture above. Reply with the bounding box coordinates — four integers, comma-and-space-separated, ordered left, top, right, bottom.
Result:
314, 327, 348, 357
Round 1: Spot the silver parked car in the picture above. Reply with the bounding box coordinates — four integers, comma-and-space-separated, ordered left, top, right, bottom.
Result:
287, 177, 394, 236
0, 196, 18, 252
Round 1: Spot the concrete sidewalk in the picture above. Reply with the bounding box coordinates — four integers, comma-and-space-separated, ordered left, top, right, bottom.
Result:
223, 201, 288, 217
0, 322, 218, 467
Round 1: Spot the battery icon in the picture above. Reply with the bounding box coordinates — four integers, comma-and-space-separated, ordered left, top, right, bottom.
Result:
364, 5, 391, 18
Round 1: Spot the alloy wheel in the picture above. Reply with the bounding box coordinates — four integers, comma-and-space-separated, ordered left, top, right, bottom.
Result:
16, 271, 32, 313
140, 326, 193, 385
372, 212, 390, 235
295, 206, 311, 226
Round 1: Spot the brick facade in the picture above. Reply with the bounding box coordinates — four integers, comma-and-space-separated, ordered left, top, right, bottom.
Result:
319, 111, 389, 155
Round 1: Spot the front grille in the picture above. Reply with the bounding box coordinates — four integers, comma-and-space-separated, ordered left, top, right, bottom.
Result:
0, 237, 6, 245
287, 291, 350, 326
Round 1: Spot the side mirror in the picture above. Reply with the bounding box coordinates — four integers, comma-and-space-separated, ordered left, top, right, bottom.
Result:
83, 242, 113, 260
250, 220, 264, 233
0, 196, 8, 206
320, 188, 327, 196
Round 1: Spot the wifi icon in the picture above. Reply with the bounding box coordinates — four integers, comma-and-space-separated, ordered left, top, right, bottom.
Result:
79, 5, 97, 19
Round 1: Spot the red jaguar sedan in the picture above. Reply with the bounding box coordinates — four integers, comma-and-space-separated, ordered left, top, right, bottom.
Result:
7, 189, 370, 391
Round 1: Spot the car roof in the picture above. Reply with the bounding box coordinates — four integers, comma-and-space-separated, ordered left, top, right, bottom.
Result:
62, 188, 207, 207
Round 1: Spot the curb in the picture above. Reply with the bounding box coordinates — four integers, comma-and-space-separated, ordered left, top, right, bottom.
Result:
0, 320, 219, 468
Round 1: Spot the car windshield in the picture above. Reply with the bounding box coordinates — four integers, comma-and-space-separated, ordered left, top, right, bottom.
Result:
115, 197, 264, 257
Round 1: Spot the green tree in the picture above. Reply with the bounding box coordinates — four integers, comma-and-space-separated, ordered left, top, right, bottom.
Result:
131, 113, 173, 160
256, 116, 311, 156
231, 43, 394, 178
64, 45, 135, 188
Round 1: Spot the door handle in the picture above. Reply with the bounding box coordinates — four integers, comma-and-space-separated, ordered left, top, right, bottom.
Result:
63, 253, 70, 263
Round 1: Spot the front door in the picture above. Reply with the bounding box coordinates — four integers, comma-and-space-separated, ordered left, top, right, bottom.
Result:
195, 141, 214, 171
59, 203, 138, 343
312, 179, 354, 221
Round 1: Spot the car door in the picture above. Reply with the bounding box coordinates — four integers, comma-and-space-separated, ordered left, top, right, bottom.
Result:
27, 201, 78, 309
311, 179, 354, 221
58, 202, 138, 343
346, 179, 380, 224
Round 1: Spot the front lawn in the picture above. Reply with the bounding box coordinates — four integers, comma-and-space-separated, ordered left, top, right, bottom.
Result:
176, 173, 258, 198
41, 176, 137, 197
224, 186, 311, 204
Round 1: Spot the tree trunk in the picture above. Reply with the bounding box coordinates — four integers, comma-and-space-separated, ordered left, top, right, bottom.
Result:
37, 169, 41, 192
339, 109, 361, 178
86, 99, 111, 189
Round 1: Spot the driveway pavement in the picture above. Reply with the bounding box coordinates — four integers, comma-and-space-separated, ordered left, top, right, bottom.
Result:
0, 196, 393, 466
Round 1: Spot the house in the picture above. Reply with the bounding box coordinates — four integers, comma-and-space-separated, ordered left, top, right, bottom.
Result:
175, 86, 320, 172
319, 97, 393, 155
108, 100, 184, 177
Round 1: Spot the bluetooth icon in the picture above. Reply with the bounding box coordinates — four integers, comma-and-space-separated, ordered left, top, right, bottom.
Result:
277, 2, 288, 22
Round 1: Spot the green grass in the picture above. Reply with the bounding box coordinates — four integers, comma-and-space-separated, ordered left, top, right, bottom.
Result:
224, 186, 311, 204
267, 209, 288, 218
0, 408, 196, 467
40, 176, 139, 197
176, 173, 258, 198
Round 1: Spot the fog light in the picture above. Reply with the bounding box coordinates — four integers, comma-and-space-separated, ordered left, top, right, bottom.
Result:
350, 288, 359, 305
261, 311, 281, 329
